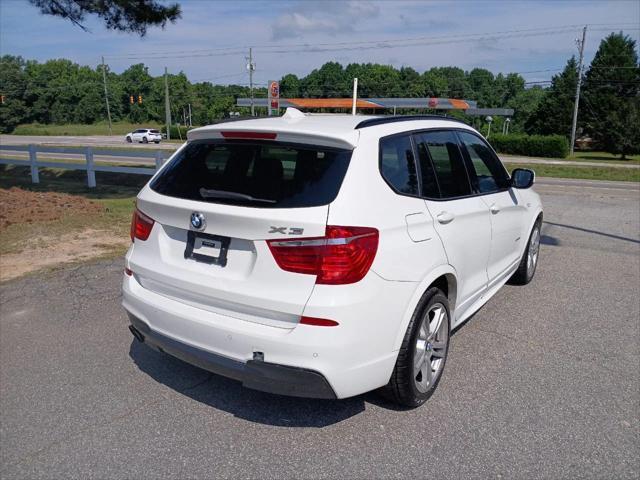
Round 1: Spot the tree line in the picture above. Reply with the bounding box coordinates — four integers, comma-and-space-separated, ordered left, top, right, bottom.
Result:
1, 32, 637, 155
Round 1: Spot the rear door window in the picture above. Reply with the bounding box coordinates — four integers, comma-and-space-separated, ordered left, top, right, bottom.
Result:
415, 131, 472, 198
457, 131, 510, 194
150, 140, 351, 208
379, 134, 419, 195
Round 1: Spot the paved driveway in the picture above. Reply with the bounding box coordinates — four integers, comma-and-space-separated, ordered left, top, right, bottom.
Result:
1, 179, 638, 479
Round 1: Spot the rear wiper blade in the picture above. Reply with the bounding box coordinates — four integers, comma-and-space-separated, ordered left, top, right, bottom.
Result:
199, 188, 276, 203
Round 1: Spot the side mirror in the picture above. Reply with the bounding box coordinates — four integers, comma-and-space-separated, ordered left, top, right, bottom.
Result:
511, 168, 535, 189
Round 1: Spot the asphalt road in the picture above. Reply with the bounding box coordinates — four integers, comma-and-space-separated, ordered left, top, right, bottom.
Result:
1, 179, 638, 479
0, 134, 178, 150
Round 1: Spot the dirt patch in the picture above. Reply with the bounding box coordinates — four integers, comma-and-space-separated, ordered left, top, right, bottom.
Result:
0, 187, 103, 230
0, 229, 129, 282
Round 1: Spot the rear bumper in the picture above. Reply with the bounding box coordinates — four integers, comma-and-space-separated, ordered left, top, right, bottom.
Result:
122, 270, 416, 398
128, 313, 336, 399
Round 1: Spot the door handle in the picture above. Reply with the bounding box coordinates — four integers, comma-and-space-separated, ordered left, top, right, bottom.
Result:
436, 211, 455, 224
490, 204, 501, 214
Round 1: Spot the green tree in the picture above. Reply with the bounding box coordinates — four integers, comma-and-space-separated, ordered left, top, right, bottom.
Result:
581, 32, 640, 157
0, 57, 543, 132
506, 85, 545, 134
399, 67, 422, 97
525, 57, 578, 136
279, 74, 301, 97
28, 0, 181, 36
420, 69, 447, 97
119, 64, 154, 122
427, 67, 467, 98
468, 68, 496, 106
303, 62, 348, 98
0, 56, 29, 132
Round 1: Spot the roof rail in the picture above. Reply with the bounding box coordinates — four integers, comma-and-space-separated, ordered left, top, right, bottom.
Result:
354, 115, 470, 129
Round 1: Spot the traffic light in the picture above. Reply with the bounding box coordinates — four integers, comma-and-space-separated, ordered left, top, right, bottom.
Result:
138, 95, 142, 104
129, 95, 134, 104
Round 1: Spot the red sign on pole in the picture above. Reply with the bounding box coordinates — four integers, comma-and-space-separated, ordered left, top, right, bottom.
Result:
268, 80, 280, 116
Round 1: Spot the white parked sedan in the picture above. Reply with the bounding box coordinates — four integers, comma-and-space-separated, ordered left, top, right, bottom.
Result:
125, 128, 162, 144
122, 109, 542, 407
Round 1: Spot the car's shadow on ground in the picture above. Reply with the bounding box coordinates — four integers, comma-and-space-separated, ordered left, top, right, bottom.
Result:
129, 340, 408, 427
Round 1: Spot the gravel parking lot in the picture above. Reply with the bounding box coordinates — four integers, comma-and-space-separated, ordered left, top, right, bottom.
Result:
1, 178, 638, 479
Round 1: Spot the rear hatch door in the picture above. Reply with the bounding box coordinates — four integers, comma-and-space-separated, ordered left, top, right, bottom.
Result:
129, 137, 352, 329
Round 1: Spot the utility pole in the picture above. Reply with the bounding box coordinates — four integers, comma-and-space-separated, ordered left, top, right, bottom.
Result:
164, 67, 171, 140
188, 103, 192, 127
247, 48, 255, 116
101, 56, 113, 135
570, 25, 587, 156
352, 78, 358, 115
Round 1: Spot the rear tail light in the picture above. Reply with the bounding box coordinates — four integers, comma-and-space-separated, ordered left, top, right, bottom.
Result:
130, 208, 155, 242
267, 225, 378, 285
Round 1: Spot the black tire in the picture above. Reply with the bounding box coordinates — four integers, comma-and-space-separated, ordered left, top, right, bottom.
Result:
142, 137, 148, 144
126, 136, 132, 143
384, 287, 450, 408
509, 218, 542, 285
154, 140, 160, 144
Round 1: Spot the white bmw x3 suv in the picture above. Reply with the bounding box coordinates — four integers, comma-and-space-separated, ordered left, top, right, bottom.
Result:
122, 109, 542, 407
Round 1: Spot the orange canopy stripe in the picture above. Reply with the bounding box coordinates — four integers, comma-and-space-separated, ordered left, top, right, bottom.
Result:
287, 98, 383, 109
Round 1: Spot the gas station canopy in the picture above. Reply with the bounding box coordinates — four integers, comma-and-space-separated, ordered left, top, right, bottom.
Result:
237, 97, 479, 110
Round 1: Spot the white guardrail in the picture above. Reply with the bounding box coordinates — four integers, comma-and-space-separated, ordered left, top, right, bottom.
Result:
0, 144, 173, 187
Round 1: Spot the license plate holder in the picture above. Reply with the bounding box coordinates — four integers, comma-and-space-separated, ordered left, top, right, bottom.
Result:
184, 231, 231, 267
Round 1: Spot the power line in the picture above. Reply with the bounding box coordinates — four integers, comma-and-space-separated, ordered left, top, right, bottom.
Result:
190, 72, 248, 83
104, 22, 640, 61
105, 25, 589, 60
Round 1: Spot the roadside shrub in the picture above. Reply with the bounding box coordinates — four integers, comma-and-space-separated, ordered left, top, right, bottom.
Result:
161, 125, 190, 140
490, 134, 569, 158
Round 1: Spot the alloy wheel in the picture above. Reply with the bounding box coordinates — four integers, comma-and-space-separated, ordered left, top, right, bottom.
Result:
413, 303, 448, 393
527, 226, 540, 275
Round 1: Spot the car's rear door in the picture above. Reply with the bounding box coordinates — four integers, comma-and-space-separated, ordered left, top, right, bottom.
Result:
373, 132, 438, 279
415, 130, 491, 318
128, 139, 352, 328
457, 131, 525, 284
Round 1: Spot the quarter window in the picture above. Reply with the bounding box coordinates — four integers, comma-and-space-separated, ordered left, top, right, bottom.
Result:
458, 131, 510, 193
415, 131, 471, 198
380, 135, 419, 195
413, 136, 440, 198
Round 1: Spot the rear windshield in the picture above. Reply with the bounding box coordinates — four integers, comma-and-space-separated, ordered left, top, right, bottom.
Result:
150, 140, 352, 208
149, 129, 160, 134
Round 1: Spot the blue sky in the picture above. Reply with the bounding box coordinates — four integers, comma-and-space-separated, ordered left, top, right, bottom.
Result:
0, 0, 638, 87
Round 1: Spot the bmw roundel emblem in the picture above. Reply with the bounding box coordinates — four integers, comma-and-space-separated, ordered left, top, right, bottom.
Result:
190, 212, 206, 230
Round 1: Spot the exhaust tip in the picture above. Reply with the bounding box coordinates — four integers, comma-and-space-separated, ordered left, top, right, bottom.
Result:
128, 325, 145, 343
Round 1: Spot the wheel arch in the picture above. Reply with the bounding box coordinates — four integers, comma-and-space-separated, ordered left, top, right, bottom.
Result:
392, 265, 458, 351
521, 208, 543, 257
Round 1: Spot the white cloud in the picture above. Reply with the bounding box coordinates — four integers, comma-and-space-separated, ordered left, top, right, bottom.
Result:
271, 1, 380, 39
